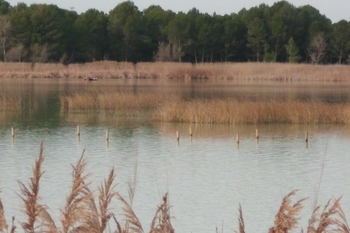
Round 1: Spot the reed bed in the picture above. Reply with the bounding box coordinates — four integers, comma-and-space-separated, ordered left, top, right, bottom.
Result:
0, 143, 350, 233
59, 92, 178, 116
154, 98, 350, 124
60, 92, 350, 124
1, 61, 350, 82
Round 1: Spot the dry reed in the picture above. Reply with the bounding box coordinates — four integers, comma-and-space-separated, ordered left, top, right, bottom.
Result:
60, 92, 350, 124
0, 189, 7, 232
60, 92, 175, 116
60, 150, 99, 233
235, 204, 245, 233
269, 190, 308, 233
18, 141, 58, 233
149, 193, 174, 233
1, 61, 350, 82
98, 168, 117, 232
154, 98, 350, 124
306, 197, 350, 233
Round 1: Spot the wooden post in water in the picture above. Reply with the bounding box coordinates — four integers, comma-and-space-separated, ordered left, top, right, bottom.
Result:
11, 127, 15, 138
189, 126, 192, 137
236, 133, 240, 144
305, 131, 309, 143
106, 130, 109, 141
256, 129, 259, 139
176, 131, 179, 141
77, 125, 80, 136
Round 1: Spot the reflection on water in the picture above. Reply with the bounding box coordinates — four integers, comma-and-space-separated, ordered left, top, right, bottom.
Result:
1, 79, 350, 232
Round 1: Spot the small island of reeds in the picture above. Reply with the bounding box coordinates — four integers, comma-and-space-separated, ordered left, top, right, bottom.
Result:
59, 92, 350, 124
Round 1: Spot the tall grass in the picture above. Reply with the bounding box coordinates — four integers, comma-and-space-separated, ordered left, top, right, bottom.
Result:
0, 144, 350, 233
59, 92, 177, 116
1, 61, 350, 81
154, 98, 350, 124
60, 92, 350, 124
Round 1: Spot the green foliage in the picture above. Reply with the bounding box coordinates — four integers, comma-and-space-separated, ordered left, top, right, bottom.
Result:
247, 17, 267, 61
285, 37, 301, 63
330, 20, 350, 64
0, 0, 10, 15
75, 9, 108, 62
29, 4, 68, 62
144, 5, 175, 59
108, 1, 151, 62
0, 0, 349, 64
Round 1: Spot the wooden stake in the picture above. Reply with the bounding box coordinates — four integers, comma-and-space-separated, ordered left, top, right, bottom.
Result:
189, 126, 192, 137
256, 129, 259, 139
106, 130, 109, 141
77, 125, 80, 136
305, 131, 308, 142
176, 131, 179, 141
236, 133, 239, 144
11, 127, 14, 138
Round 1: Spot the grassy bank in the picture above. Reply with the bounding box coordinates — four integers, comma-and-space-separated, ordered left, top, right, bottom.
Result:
1, 61, 350, 81
60, 92, 350, 124
0, 143, 349, 233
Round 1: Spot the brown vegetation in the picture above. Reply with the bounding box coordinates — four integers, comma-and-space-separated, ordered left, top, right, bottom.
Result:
0, 145, 350, 233
0, 143, 174, 233
1, 61, 350, 82
60, 92, 350, 124
154, 98, 350, 124
59, 92, 176, 116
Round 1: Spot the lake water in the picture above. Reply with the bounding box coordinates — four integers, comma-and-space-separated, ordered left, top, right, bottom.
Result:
1, 79, 350, 232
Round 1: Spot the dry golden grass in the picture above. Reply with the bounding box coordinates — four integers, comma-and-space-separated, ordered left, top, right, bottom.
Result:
1, 143, 350, 233
60, 92, 177, 116
154, 98, 350, 124
1, 61, 350, 81
60, 92, 350, 124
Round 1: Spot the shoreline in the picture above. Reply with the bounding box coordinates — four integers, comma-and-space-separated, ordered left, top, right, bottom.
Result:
1, 61, 350, 82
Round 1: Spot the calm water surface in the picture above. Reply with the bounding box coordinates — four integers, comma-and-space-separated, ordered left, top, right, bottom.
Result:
1, 79, 350, 232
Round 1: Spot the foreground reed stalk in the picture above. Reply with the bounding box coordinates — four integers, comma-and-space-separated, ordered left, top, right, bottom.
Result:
0, 144, 349, 233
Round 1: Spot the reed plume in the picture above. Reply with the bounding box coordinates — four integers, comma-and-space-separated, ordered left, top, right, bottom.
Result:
98, 167, 117, 232
60, 150, 100, 233
235, 204, 245, 233
306, 197, 350, 233
269, 190, 307, 233
0, 189, 7, 233
150, 193, 174, 233
18, 141, 58, 233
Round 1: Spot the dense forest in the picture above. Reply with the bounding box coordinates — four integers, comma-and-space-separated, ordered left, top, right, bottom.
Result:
0, 0, 349, 64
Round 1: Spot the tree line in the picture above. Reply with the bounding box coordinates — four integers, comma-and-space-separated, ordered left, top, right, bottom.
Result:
0, 0, 349, 64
